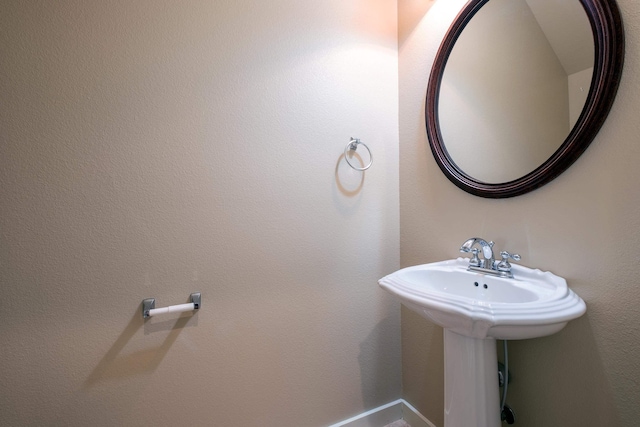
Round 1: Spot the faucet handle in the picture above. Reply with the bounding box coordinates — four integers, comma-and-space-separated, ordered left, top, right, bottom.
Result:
497, 251, 521, 272
468, 248, 481, 267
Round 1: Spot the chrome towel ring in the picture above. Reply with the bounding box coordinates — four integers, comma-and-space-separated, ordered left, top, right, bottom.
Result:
344, 137, 372, 171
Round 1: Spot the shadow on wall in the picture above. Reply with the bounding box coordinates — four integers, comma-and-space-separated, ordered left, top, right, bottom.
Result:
335, 152, 366, 197
358, 315, 401, 411
333, 151, 366, 217
83, 307, 197, 389
506, 313, 620, 426
401, 307, 445, 427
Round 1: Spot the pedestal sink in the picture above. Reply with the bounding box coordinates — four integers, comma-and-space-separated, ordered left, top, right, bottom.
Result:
379, 258, 586, 427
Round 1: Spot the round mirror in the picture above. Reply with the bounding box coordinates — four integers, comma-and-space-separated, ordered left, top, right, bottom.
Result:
426, 0, 624, 198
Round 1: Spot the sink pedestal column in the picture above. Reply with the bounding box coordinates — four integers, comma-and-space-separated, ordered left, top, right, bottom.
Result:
444, 329, 500, 427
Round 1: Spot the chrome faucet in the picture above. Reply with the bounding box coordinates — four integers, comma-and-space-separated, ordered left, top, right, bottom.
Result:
460, 238, 521, 278
460, 237, 496, 269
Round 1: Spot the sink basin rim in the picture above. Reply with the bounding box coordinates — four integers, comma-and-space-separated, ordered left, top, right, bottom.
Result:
378, 258, 586, 339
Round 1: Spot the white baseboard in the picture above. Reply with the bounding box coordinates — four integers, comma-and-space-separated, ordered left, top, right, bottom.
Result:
399, 400, 436, 427
328, 399, 436, 427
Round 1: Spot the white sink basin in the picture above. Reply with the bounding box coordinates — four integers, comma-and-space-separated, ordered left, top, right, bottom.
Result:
379, 258, 586, 339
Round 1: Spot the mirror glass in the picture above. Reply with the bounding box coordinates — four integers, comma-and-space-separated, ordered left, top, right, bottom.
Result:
440, 0, 594, 183
426, 0, 624, 198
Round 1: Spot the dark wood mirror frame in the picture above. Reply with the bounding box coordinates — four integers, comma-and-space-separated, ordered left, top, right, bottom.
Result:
426, 0, 624, 198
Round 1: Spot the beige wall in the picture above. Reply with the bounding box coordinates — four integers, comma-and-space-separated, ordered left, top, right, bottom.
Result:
4, 0, 639, 425
399, 0, 640, 426
0, 1, 400, 426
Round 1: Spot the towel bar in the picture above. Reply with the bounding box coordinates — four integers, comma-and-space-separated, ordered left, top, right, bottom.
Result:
142, 292, 201, 319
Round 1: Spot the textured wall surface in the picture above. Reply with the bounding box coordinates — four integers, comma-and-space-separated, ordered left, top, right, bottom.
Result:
399, 0, 640, 426
0, 1, 400, 425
